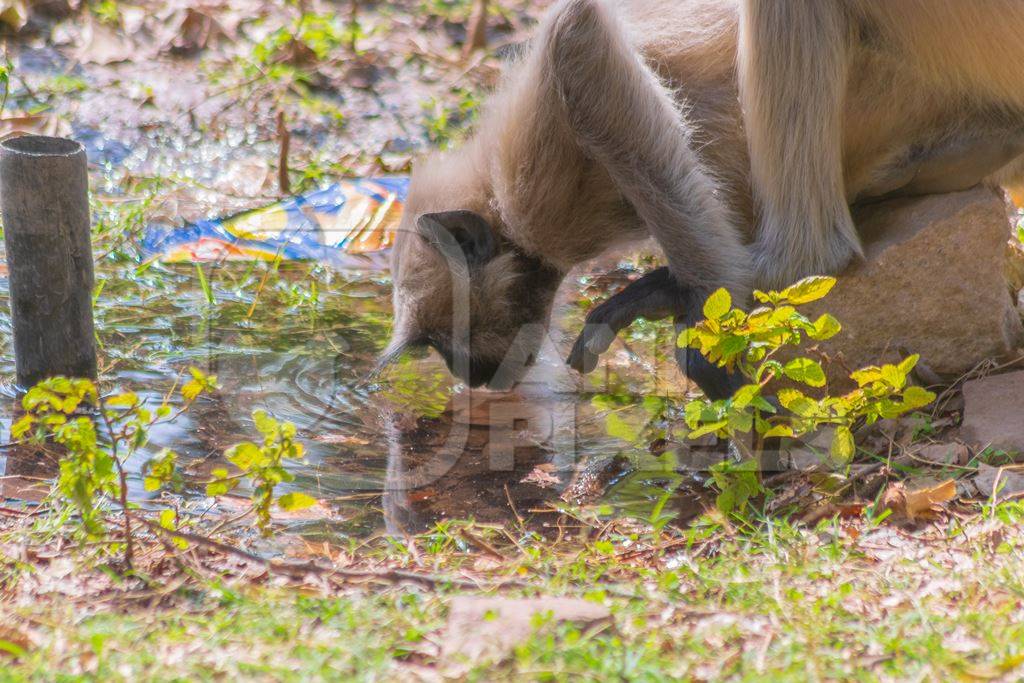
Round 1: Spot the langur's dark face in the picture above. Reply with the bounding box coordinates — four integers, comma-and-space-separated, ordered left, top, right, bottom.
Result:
386, 208, 564, 390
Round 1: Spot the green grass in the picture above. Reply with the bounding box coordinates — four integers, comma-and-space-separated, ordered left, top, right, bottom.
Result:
5, 508, 1024, 681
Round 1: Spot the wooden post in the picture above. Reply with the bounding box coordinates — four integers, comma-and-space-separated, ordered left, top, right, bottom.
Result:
1, 135, 97, 389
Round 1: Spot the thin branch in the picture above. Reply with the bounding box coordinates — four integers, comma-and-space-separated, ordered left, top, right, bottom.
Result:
138, 518, 508, 589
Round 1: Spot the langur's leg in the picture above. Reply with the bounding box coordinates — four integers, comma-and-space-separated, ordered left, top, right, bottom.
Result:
738, 0, 863, 289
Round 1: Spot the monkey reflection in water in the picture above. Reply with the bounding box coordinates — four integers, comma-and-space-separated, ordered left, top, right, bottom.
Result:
379, 389, 718, 535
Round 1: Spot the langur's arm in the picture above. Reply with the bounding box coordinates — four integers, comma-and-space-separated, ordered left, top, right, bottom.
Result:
738, 0, 862, 288
566, 267, 742, 399
546, 0, 751, 301
567, 268, 690, 374
547, 1, 746, 397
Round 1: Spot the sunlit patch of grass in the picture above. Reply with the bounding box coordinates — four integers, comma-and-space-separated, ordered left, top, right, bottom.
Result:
5, 508, 1024, 680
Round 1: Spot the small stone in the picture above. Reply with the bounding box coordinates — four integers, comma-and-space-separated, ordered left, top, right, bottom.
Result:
974, 463, 1024, 500
441, 596, 611, 665
961, 371, 1024, 454
804, 187, 1024, 390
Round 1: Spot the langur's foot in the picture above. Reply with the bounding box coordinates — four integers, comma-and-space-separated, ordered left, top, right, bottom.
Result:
752, 222, 864, 291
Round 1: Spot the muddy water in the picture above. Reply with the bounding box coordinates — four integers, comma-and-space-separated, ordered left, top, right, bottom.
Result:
0, 253, 719, 536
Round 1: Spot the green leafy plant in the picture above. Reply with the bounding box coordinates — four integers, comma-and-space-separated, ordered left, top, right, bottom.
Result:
12, 371, 216, 565
0, 61, 10, 115
422, 87, 481, 149
679, 276, 936, 514
246, 10, 365, 79
205, 409, 315, 535
418, 0, 474, 21
418, 0, 511, 22
91, 0, 121, 26
11, 369, 313, 562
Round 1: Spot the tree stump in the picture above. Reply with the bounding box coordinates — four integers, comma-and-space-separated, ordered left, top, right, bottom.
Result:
1, 135, 97, 389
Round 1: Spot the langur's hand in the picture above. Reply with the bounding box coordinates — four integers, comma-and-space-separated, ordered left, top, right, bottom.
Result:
567, 268, 689, 374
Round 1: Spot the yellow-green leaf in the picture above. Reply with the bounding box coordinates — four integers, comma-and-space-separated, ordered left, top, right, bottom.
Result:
10, 414, 34, 440
717, 335, 747, 358
703, 288, 732, 321
252, 409, 278, 438
763, 424, 794, 439
205, 479, 234, 497
808, 313, 842, 341
159, 509, 176, 530
880, 364, 907, 390
158, 509, 188, 549
227, 442, 263, 471
780, 276, 837, 305
897, 353, 920, 376
783, 358, 827, 388
831, 426, 856, 463
181, 379, 203, 402
278, 492, 317, 511
677, 327, 701, 348
901, 386, 936, 411
727, 411, 754, 433
849, 366, 884, 387
105, 392, 138, 408
688, 420, 728, 439
732, 384, 761, 410
778, 388, 820, 417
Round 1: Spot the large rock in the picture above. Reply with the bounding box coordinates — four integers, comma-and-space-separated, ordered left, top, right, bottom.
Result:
441, 597, 611, 664
805, 187, 1023, 389
961, 370, 1024, 454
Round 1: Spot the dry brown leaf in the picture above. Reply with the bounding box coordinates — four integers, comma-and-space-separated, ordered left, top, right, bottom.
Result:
0, 113, 72, 139
521, 463, 560, 489
975, 463, 1024, 501
883, 479, 957, 521
913, 442, 971, 466
157, 7, 235, 55
407, 487, 436, 503
471, 555, 504, 572
74, 15, 138, 64
0, 0, 27, 30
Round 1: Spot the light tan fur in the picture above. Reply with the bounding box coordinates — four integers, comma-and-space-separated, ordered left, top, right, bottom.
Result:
740, 0, 1024, 286
388, 0, 1024, 387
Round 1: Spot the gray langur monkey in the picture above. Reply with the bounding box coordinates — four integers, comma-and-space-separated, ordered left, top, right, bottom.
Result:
383, 0, 1024, 398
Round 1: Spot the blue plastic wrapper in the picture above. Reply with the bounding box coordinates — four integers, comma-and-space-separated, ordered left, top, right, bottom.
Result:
142, 177, 409, 266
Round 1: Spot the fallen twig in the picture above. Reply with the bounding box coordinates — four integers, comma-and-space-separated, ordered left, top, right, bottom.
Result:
138, 517, 510, 589
276, 110, 291, 195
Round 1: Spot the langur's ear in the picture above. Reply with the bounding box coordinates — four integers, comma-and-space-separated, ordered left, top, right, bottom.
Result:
416, 210, 497, 266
